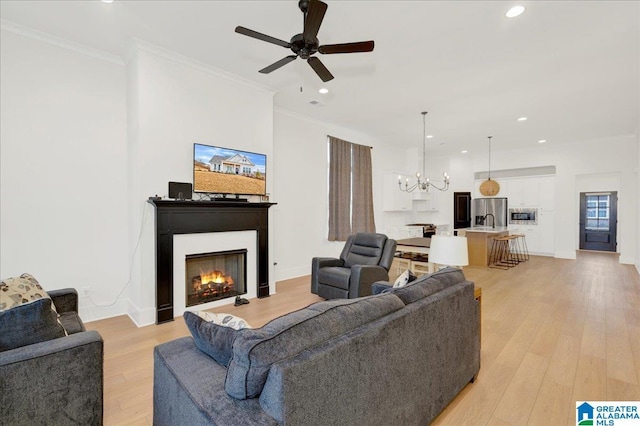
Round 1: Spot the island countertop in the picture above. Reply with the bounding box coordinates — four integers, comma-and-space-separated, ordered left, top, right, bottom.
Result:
459, 226, 509, 234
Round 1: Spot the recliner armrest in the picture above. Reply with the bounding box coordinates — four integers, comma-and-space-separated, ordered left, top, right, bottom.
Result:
349, 265, 391, 298
48, 288, 79, 313
311, 257, 345, 294
312, 257, 345, 268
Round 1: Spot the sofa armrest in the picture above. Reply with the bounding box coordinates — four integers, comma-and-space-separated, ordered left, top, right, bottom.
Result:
371, 281, 393, 295
0, 330, 104, 425
48, 288, 79, 313
349, 265, 390, 298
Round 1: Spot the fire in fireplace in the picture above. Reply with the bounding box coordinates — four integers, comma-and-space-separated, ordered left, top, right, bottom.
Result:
185, 249, 247, 307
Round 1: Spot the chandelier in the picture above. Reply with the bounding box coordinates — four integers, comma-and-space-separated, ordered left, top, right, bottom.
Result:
398, 111, 450, 193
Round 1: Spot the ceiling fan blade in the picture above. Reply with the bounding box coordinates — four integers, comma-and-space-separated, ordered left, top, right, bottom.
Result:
318, 41, 375, 54
259, 56, 297, 74
307, 57, 334, 82
303, 0, 328, 43
235, 26, 291, 48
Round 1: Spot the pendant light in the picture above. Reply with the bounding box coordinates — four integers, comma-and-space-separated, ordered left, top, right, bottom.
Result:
479, 136, 500, 196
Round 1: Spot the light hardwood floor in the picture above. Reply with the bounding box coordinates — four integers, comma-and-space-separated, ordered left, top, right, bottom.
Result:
86, 251, 640, 425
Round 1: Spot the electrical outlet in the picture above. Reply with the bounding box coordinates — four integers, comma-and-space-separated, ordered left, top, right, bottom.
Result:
82, 287, 89, 297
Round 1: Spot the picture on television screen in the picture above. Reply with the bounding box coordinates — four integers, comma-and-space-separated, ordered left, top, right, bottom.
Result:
193, 143, 267, 195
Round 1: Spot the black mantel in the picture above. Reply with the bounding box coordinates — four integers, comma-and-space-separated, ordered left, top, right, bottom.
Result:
149, 199, 276, 324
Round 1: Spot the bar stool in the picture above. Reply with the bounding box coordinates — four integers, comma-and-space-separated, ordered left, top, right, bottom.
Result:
489, 236, 511, 269
510, 233, 529, 262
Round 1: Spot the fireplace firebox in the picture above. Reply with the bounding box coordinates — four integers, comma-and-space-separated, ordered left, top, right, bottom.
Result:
185, 249, 247, 307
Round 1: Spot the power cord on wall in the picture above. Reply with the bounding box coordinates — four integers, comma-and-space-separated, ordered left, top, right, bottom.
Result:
86, 201, 148, 307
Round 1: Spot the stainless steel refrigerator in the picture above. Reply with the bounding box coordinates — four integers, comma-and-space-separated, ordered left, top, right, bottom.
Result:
471, 197, 508, 227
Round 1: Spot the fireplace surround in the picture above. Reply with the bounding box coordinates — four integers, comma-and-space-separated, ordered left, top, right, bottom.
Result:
149, 200, 275, 324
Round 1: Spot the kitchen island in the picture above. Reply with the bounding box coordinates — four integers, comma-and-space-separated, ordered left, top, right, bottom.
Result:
459, 227, 509, 267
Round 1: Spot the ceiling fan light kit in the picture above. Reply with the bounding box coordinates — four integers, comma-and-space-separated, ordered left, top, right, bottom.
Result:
235, 0, 375, 82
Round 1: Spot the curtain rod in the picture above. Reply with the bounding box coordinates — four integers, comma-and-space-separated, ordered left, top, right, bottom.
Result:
327, 135, 373, 149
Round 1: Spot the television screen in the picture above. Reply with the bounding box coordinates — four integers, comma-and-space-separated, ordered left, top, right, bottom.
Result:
193, 143, 267, 195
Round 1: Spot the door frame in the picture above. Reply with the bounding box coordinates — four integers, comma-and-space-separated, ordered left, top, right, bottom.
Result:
578, 191, 617, 252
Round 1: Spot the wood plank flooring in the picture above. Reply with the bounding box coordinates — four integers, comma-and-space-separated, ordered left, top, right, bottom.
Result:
86, 251, 640, 425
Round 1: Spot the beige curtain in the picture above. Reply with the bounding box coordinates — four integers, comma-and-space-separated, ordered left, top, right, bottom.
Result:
352, 143, 376, 234
328, 136, 376, 241
328, 137, 352, 241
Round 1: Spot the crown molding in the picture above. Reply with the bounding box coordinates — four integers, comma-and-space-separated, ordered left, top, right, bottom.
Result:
0, 19, 124, 66
126, 38, 276, 96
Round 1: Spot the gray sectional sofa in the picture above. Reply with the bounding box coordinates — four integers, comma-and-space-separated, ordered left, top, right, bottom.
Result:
153, 267, 480, 426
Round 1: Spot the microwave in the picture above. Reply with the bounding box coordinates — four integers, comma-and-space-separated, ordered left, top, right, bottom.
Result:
509, 208, 538, 224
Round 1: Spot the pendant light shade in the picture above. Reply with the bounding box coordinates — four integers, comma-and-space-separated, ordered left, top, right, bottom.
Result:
479, 136, 500, 196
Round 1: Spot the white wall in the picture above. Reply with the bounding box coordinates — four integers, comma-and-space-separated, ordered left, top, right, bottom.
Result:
127, 42, 276, 325
0, 29, 129, 321
272, 109, 407, 281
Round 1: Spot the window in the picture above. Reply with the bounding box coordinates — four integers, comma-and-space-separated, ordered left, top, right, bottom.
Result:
327, 136, 375, 241
585, 194, 610, 230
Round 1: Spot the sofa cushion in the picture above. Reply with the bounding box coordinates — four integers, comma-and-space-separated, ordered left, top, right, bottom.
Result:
317, 266, 351, 290
58, 312, 86, 335
225, 293, 405, 399
184, 311, 251, 367
388, 267, 467, 305
0, 274, 67, 352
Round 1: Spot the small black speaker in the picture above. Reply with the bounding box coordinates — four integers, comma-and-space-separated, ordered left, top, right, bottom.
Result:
168, 182, 192, 200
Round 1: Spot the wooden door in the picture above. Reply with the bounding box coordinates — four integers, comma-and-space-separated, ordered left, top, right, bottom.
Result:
454, 192, 471, 229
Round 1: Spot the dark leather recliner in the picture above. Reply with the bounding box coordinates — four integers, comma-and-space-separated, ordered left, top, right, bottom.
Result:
311, 233, 397, 299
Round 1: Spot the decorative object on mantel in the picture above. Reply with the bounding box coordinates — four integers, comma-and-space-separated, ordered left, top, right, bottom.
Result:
479, 136, 500, 196
398, 112, 450, 193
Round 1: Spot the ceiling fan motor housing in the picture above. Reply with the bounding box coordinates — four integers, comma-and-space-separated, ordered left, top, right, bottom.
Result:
290, 34, 318, 59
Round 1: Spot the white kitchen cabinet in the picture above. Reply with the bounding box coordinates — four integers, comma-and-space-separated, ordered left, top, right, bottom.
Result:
406, 226, 424, 238
383, 173, 412, 211
414, 190, 439, 211
537, 211, 555, 254
506, 178, 540, 207
537, 176, 555, 211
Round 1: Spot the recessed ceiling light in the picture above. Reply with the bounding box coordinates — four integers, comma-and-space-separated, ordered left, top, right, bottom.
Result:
506, 5, 525, 18
518, 116, 527, 121
461, 150, 468, 154
318, 88, 328, 94
538, 139, 547, 144
426, 135, 434, 139
101, 0, 114, 3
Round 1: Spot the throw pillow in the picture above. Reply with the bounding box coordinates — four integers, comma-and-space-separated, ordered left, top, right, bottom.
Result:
0, 273, 55, 312
184, 311, 251, 367
393, 269, 417, 288
0, 273, 67, 351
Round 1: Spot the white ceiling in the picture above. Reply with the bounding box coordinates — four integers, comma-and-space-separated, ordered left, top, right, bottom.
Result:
1, 1, 638, 155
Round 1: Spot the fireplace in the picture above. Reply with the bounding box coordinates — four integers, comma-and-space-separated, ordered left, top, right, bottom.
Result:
185, 249, 247, 307
149, 200, 275, 324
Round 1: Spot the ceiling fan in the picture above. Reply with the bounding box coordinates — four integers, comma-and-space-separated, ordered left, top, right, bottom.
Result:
235, 0, 374, 82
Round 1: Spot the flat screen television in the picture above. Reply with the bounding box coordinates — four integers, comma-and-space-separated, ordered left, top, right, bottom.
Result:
193, 143, 267, 196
